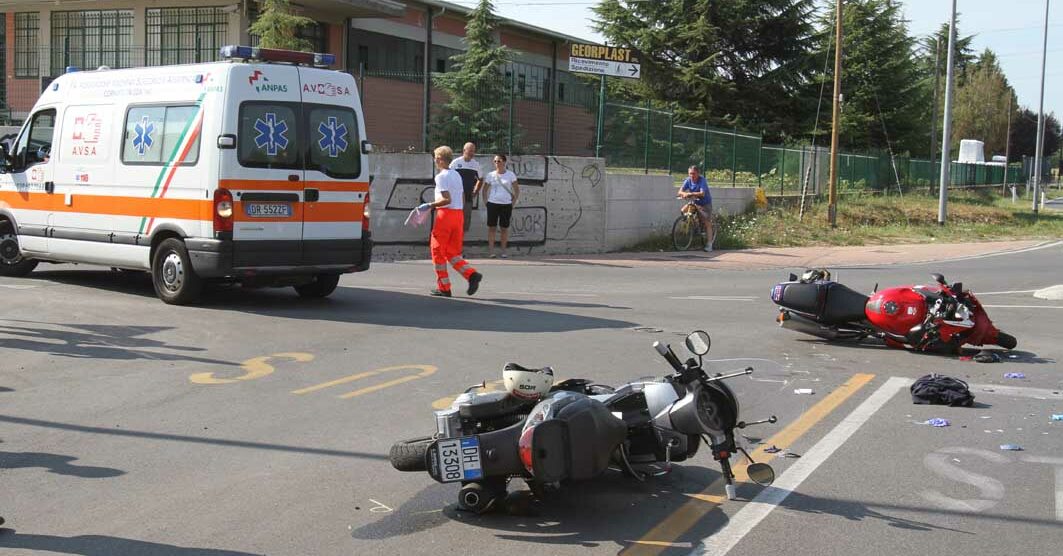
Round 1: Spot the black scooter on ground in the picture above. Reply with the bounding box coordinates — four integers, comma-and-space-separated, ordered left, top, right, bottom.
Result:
390, 331, 777, 513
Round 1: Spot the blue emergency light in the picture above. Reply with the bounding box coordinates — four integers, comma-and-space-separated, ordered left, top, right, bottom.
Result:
219, 45, 335, 67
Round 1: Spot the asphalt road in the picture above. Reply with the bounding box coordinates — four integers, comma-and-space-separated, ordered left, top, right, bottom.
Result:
1, 242, 1062, 555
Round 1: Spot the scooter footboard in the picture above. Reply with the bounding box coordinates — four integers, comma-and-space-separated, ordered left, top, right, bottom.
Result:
426, 423, 524, 483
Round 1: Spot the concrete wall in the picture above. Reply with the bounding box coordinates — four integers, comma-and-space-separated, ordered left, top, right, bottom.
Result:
368, 153, 755, 256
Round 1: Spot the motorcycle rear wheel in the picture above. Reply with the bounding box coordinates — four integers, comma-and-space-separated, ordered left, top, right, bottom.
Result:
389, 436, 433, 472
996, 332, 1018, 350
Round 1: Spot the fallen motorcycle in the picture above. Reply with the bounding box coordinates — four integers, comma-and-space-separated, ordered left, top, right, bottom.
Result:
389, 331, 777, 513
771, 269, 1017, 353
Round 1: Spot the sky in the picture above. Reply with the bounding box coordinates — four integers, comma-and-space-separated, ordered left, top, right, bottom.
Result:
449, 0, 1061, 122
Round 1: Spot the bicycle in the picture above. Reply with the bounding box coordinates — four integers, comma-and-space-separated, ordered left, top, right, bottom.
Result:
672, 201, 718, 251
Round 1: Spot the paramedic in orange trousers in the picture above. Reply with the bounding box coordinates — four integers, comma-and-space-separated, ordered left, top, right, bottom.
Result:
416, 145, 483, 297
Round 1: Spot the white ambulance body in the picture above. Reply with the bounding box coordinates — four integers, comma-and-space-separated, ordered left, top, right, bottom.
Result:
0, 46, 372, 304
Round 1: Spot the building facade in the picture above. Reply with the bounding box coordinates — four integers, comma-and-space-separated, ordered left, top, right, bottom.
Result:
1, 0, 600, 155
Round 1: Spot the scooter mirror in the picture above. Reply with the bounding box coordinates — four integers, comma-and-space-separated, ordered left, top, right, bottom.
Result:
747, 462, 776, 486
932, 273, 946, 285
685, 331, 711, 356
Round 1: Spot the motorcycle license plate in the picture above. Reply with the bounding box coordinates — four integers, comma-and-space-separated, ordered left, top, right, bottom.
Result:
429, 437, 483, 483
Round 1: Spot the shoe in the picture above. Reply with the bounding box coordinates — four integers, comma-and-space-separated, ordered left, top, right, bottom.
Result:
489, 253, 497, 259
430, 289, 452, 297
467, 272, 483, 296
703, 245, 713, 252
500, 252, 508, 259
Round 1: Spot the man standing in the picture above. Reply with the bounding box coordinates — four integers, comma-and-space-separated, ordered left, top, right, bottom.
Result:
415, 145, 483, 297
450, 142, 484, 233
677, 165, 714, 252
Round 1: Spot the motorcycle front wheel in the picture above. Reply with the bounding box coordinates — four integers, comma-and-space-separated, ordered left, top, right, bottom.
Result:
389, 436, 433, 472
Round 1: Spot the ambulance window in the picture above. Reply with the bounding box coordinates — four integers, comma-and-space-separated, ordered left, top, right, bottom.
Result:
14, 109, 56, 168
122, 105, 201, 166
307, 105, 360, 179
239, 102, 300, 169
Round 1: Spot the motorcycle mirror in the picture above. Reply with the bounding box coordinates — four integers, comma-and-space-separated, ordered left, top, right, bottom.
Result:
685, 330, 711, 356
932, 273, 946, 285
747, 463, 776, 486
952, 282, 963, 294
788, 273, 798, 282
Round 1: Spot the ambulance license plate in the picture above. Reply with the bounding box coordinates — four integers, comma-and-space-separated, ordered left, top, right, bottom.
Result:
245, 203, 291, 218
432, 437, 483, 483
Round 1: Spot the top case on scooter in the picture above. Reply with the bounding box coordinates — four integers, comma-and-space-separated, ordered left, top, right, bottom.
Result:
531, 392, 628, 483
772, 281, 869, 324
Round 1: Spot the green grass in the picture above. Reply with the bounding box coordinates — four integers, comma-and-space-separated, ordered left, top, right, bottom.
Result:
635, 188, 1063, 252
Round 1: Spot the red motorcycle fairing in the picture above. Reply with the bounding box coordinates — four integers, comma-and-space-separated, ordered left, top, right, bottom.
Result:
865, 286, 928, 337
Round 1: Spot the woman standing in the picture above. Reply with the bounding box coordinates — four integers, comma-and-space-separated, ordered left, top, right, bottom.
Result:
416, 146, 483, 297
482, 155, 520, 258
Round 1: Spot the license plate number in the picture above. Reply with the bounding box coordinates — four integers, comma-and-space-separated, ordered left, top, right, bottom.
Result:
245, 203, 291, 218
435, 437, 482, 482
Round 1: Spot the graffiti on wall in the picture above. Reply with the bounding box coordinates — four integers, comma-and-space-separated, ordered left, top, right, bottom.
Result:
373, 155, 604, 251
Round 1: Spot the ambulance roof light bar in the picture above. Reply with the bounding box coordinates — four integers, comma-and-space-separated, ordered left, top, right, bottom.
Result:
219, 45, 335, 67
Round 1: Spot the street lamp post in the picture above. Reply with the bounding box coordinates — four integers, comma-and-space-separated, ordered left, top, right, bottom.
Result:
937, 0, 958, 225
1032, 0, 1051, 213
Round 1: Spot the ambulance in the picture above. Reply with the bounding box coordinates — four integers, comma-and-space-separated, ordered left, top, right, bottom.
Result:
0, 45, 372, 304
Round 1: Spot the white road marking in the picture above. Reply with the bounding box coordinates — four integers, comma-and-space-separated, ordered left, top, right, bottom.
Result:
0, 284, 37, 290
669, 296, 757, 301
976, 290, 1039, 295
691, 376, 911, 556
982, 304, 1063, 309
497, 291, 599, 297
970, 384, 1063, 400
1022, 457, 1063, 521
922, 448, 1009, 512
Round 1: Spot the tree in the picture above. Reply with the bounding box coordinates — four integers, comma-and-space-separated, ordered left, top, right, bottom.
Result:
592, 0, 818, 140
812, 0, 928, 154
1008, 108, 1061, 164
249, 0, 316, 51
432, 0, 511, 153
951, 50, 1016, 158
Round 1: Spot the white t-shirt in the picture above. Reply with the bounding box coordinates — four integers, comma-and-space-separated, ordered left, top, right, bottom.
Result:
485, 170, 518, 205
449, 156, 483, 178
434, 168, 464, 210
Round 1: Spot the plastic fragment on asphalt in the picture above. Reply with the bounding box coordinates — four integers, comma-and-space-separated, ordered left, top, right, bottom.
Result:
794, 388, 814, 395
1051, 414, 1063, 421
1000, 444, 1024, 451
925, 418, 951, 427
778, 451, 801, 458
1004, 372, 1026, 379
764, 445, 782, 454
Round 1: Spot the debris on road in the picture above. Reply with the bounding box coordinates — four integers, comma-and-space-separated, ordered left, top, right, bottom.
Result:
1051, 414, 1063, 422
973, 350, 1002, 363
924, 418, 951, 427
1000, 444, 1024, 451
764, 445, 782, 454
911, 374, 975, 407
794, 388, 814, 395
778, 451, 802, 459
1004, 372, 1027, 379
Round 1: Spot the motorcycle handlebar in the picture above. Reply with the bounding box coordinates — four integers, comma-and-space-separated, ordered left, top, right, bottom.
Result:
653, 341, 686, 373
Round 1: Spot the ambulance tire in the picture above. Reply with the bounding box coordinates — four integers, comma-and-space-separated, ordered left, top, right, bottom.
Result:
0, 230, 38, 277
151, 238, 203, 305
294, 274, 340, 298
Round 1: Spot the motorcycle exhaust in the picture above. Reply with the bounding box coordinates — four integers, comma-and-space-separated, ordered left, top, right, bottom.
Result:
777, 310, 843, 340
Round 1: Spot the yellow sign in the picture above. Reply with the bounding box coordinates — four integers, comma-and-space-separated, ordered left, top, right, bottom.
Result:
570, 43, 640, 64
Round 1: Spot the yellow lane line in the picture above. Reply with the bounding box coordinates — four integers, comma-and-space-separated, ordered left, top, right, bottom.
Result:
293, 365, 438, 398
621, 373, 876, 556
291, 371, 379, 395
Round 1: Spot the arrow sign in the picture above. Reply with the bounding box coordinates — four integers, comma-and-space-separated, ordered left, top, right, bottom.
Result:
568, 42, 641, 80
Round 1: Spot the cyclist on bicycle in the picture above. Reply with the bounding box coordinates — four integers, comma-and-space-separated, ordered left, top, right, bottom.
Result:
678, 165, 714, 251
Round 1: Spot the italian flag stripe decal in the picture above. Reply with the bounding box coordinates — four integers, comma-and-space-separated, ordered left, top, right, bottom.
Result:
139, 93, 207, 235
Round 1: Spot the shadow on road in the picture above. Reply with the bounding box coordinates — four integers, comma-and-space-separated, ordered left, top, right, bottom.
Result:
0, 451, 125, 478
0, 319, 233, 366
0, 415, 388, 462
0, 530, 261, 556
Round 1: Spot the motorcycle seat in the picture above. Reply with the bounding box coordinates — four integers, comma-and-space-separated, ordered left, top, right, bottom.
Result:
821, 283, 870, 324
775, 280, 868, 324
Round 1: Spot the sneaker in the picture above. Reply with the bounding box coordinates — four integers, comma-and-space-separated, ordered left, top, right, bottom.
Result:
430, 289, 452, 297
500, 252, 508, 259
703, 245, 713, 253
467, 272, 483, 296
489, 253, 497, 259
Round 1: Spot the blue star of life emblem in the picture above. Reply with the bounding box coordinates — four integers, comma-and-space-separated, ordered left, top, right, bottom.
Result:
133, 116, 155, 156
317, 116, 349, 158
254, 112, 289, 156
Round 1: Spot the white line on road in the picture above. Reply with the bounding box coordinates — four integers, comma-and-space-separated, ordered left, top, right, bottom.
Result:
1022, 457, 1063, 522
976, 290, 1039, 295
670, 296, 757, 301
0, 284, 37, 290
969, 384, 1063, 400
982, 304, 1063, 309
691, 376, 912, 556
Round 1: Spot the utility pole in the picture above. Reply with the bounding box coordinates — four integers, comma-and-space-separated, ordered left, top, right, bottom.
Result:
1004, 95, 1012, 196
937, 0, 957, 225
1032, 0, 1051, 213
828, 0, 843, 228
929, 38, 941, 190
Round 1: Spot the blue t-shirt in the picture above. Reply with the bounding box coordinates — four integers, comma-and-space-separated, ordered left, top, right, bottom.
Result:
681, 176, 712, 206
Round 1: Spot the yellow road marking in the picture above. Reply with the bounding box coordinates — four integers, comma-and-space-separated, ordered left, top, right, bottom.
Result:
292, 365, 438, 398
621, 373, 876, 556
189, 352, 314, 385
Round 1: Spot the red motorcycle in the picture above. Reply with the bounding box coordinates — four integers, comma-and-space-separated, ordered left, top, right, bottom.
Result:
770, 269, 1016, 354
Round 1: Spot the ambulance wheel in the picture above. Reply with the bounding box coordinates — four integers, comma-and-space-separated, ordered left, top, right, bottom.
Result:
0, 230, 38, 277
152, 238, 203, 305
294, 274, 340, 298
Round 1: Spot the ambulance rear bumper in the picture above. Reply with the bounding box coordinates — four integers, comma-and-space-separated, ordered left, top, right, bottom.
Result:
187, 233, 373, 278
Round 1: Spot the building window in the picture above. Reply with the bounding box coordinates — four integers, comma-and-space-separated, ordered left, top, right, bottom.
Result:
50, 10, 134, 76
146, 7, 229, 66
14, 12, 40, 78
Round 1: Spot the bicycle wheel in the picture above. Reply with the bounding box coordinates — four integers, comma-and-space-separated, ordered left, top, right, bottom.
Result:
672, 215, 696, 251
